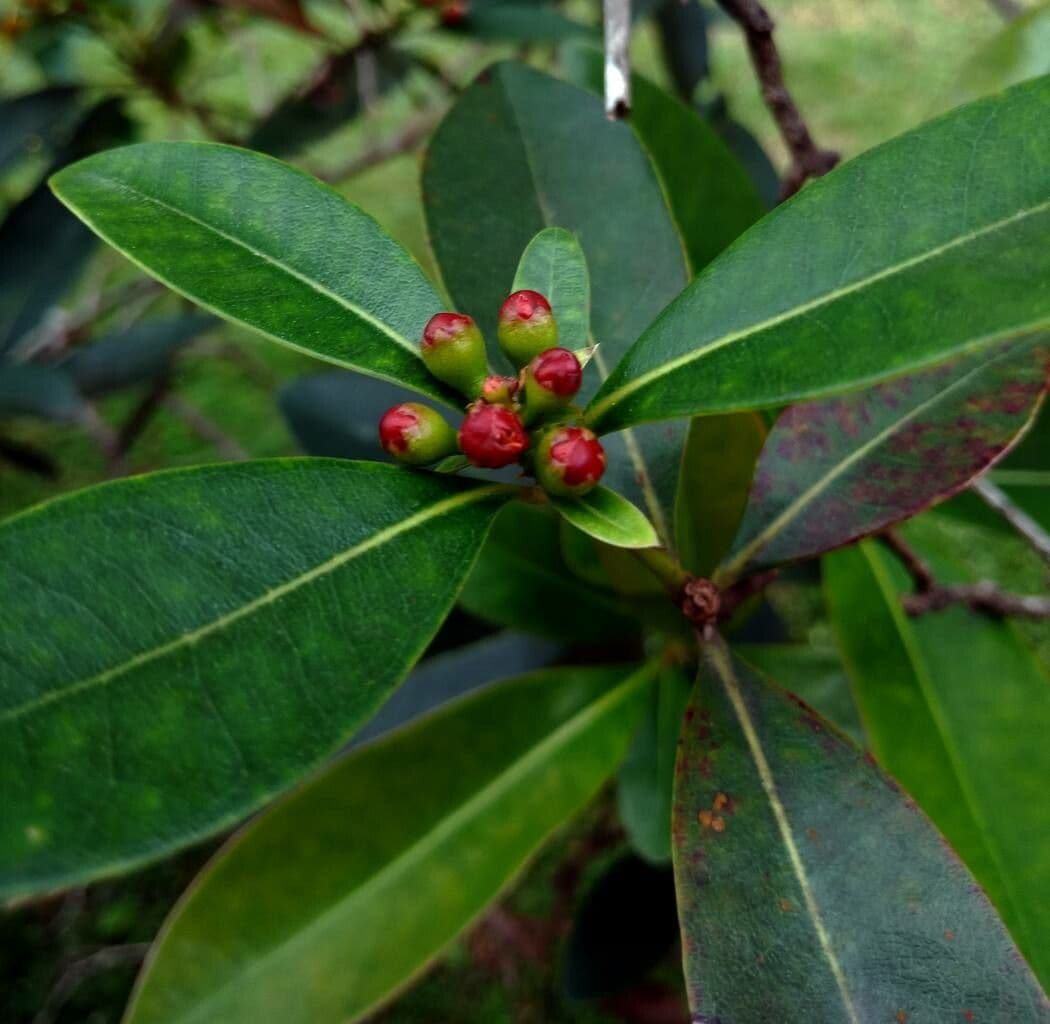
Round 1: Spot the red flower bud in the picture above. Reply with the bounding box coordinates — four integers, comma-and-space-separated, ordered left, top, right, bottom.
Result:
421, 312, 488, 398
497, 290, 558, 368
379, 402, 458, 465
440, 0, 468, 25
522, 347, 582, 423
535, 426, 607, 496
459, 402, 528, 469
480, 374, 519, 407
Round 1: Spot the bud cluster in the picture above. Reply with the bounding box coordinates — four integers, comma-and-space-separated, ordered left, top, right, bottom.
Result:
377, 290, 607, 496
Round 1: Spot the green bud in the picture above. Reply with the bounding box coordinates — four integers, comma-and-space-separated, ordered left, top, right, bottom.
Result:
497, 290, 558, 368
421, 312, 488, 397
379, 403, 458, 465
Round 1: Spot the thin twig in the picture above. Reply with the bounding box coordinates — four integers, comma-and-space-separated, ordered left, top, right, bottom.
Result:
984, 0, 1023, 18
33, 943, 150, 1024
315, 110, 444, 182
880, 529, 1050, 620
161, 394, 249, 461
108, 374, 174, 475
971, 477, 1050, 568
714, 0, 839, 198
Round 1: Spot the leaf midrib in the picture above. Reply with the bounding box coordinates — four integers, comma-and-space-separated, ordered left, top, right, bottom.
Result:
587, 197, 1050, 423
0, 484, 509, 728
147, 661, 656, 1024
720, 337, 1043, 579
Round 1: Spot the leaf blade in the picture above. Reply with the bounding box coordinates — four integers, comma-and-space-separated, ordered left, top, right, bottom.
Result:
0, 460, 508, 898
50, 142, 454, 403
550, 486, 659, 550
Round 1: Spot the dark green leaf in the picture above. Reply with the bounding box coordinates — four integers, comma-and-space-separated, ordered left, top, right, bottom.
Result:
563, 854, 678, 1000
512, 227, 590, 351
825, 524, 1050, 984
653, 0, 709, 102
551, 487, 659, 550
722, 336, 1049, 578
0, 363, 85, 422
0, 460, 508, 898
124, 662, 655, 1024
618, 663, 691, 863
588, 76, 1050, 432
51, 142, 455, 404
566, 49, 764, 273
460, 3, 592, 40
673, 642, 1049, 1021
459, 502, 640, 644
674, 412, 766, 576
60, 314, 216, 396
734, 642, 864, 745
423, 62, 690, 541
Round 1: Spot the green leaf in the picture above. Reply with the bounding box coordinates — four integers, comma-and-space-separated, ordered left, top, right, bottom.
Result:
617, 662, 691, 863
50, 142, 455, 404
734, 642, 864, 745
825, 526, 1050, 985
512, 227, 590, 351
673, 641, 1049, 1021
0, 363, 86, 422
0, 460, 508, 898
566, 48, 764, 272
124, 662, 655, 1024
587, 76, 1050, 433
550, 486, 659, 550
459, 502, 639, 643
461, 3, 592, 40
948, 0, 1050, 107
0, 86, 83, 174
721, 336, 1049, 579
423, 62, 690, 543
674, 412, 766, 576
61, 313, 216, 396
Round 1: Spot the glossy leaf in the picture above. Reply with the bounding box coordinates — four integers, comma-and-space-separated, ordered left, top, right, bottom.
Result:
618, 662, 691, 863
461, 3, 592, 40
587, 76, 1050, 433
733, 643, 864, 745
512, 227, 590, 351
563, 854, 678, 1000
0, 460, 508, 898
673, 642, 1050, 1022
674, 412, 766, 576
61, 314, 216, 396
51, 143, 455, 404
567, 49, 764, 272
949, 0, 1050, 107
653, 0, 709, 102
125, 662, 655, 1024
0, 363, 85, 422
459, 502, 639, 643
825, 525, 1050, 984
551, 487, 659, 550
423, 62, 690, 541
722, 336, 1050, 578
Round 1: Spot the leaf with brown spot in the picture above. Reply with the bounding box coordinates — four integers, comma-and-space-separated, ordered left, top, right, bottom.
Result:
672, 641, 1050, 1023
720, 335, 1049, 578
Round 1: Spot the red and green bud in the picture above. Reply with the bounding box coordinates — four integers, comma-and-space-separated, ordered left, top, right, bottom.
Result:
440, 0, 468, 25
421, 312, 488, 398
497, 290, 558, 369
379, 402, 458, 465
535, 425, 607, 496
522, 347, 582, 422
459, 402, 528, 469
480, 374, 519, 407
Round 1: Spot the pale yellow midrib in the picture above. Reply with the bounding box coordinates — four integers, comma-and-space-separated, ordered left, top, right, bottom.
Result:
79, 172, 420, 355
588, 198, 1050, 423
712, 643, 861, 1024
0, 486, 505, 728
148, 662, 657, 1024
719, 344, 1016, 579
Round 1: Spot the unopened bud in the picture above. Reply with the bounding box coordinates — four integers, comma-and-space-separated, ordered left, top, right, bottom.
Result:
535, 425, 607, 496
497, 290, 558, 368
421, 312, 488, 398
459, 402, 528, 469
522, 347, 582, 422
379, 403, 458, 465
480, 374, 519, 407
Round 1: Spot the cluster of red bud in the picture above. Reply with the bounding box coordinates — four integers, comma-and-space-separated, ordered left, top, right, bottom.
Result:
379, 290, 607, 497
417, 0, 469, 28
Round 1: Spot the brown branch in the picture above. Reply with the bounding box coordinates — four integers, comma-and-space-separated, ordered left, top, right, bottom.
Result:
160, 394, 249, 461
315, 109, 444, 182
714, 0, 839, 198
880, 529, 1050, 620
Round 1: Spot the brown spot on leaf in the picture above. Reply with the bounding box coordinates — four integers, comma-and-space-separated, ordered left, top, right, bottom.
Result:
713, 792, 730, 811
779, 898, 793, 912
896, 1012, 908, 1023
944, 930, 955, 941
963, 1012, 975, 1022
